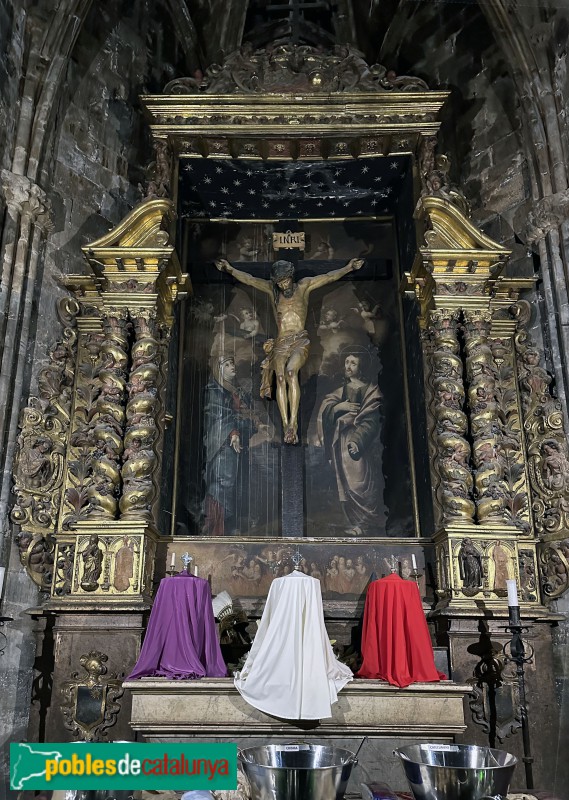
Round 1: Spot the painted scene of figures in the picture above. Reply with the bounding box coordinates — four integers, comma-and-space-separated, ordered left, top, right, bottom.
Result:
167, 541, 427, 599
174, 218, 415, 537
302, 278, 414, 537
175, 280, 280, 537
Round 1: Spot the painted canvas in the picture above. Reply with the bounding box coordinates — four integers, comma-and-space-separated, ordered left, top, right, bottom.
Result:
175, 218, 415, 538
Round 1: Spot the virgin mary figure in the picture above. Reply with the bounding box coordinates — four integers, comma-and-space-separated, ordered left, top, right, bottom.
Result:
203, 354, 256, 536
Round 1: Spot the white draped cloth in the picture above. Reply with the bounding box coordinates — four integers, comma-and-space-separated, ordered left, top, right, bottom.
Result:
234, 570, 353, 719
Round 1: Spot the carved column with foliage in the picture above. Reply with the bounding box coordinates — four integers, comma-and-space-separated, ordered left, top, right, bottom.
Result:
120, 310, 163, 522
409, 195, 541, 610
429, 309, 475, 523
12, 199, 188, 604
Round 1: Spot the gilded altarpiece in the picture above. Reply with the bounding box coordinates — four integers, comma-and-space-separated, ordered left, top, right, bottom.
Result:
10, 46, 569, 752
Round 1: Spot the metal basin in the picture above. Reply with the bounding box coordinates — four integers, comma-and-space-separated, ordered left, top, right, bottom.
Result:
239, 743, 357, 800
394, 743, 517, 800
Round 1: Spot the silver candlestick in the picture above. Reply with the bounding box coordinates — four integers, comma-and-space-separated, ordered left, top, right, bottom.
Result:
181, 552, 194, 572
291, 548, 303, 570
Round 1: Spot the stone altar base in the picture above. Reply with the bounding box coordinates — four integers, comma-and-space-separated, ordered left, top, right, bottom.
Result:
124, 678, 470, 792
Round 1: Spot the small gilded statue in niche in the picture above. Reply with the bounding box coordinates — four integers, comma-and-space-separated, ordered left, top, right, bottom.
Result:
458, 537, 483, 590
81, 534, 104, 592
215, 256, 364, 444
491, 540, 511, 592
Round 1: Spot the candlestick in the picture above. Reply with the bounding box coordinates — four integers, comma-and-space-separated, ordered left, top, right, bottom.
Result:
194, 565, 198, 576
503, 606, 534, 790
170, 552, 176, 568
411, 554, 417, 571
506, 579, 518, 607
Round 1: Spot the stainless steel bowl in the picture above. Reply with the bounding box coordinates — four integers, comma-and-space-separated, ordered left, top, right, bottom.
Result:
239, 743, 358, 800
394, 743, 517, 800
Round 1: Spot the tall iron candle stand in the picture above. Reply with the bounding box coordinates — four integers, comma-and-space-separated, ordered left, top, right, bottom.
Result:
503, 579, 534, 790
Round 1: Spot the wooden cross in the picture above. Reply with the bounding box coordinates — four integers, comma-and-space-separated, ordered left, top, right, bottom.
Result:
265, 0, 329, 43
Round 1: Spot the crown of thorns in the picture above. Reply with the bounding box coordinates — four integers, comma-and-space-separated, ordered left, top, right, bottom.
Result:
271, 260, 295, 283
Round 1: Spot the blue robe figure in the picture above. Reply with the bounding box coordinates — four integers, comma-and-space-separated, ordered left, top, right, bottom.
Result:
203, 355, 256, 535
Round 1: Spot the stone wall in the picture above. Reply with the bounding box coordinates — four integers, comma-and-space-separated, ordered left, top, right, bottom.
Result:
31, 0, 189, 388
0, 0, 23, 174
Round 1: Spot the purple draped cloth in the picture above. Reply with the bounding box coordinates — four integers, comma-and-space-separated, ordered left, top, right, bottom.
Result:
127, 572, 227, 680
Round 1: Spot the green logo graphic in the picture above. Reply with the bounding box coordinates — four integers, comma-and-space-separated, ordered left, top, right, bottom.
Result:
11, 742, 237, 790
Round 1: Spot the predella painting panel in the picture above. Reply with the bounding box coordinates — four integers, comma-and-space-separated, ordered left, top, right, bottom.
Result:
166, 540, 430, 601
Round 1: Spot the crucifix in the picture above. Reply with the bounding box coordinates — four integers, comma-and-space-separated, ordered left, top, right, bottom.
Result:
265, 0, 330, 44
215, 217, 363, 535
215, 255, 363, 445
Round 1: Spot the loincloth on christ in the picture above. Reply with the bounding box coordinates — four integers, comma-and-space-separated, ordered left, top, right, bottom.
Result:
260, 330, 310, 399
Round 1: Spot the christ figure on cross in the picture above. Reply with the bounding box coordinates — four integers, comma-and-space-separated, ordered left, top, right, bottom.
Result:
215, 256, 364, 444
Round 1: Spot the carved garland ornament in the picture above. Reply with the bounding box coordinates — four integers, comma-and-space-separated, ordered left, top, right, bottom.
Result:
464, 310, 529, 530
164, 44, 429, 95
62, 314, 126, 527
11, 298, 79, 588
514, 301, 569, 598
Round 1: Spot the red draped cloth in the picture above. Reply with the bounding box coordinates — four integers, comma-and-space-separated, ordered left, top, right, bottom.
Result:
356, 574, 446, 687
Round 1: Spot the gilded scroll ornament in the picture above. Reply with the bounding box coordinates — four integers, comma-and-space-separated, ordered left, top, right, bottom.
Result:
463, 311, 529, 530
16, 531, 55, 591
512, 302, 569, 600
428, 309, 475, 521
11, 298, 78, 587
63, 311, 128, 527
518, 548, 538, 602
515, 304, 569, 541
53, 542, 75, 596
60, 651, 123, 742
538, 540, 569, 599
164, 44, 429, 95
